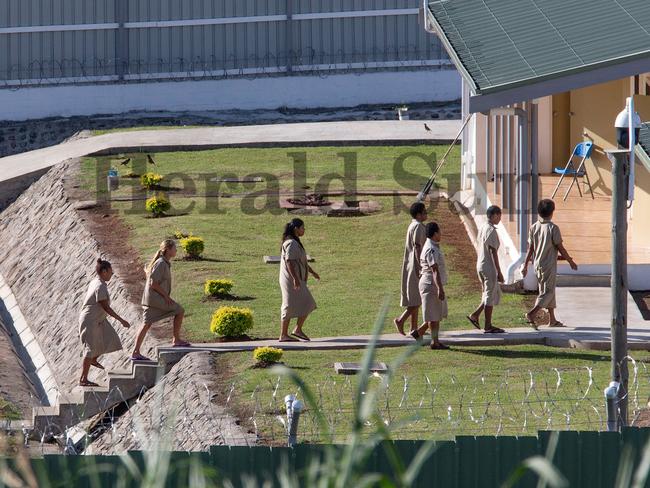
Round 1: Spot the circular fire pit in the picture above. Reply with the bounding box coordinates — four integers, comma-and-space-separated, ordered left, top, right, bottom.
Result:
280, 194, 381, 217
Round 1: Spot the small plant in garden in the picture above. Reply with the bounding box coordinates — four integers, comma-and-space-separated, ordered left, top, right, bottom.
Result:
145, 194, 171, 217
253, 346, 283, 366
204, 279, 234, 298
141, 172, 163, 190
210, 306, 253, 337
173, 229, 190, 239
180, 236, 204, 259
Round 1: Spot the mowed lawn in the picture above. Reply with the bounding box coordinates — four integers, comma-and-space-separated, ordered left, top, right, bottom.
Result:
80, 146, 527, 342
221, 345, 650, 442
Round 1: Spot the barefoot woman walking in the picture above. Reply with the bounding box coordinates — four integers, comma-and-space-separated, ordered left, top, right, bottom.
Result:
279, 218, 319, 342
78, 258, 130, 387
132, 239, 190, 360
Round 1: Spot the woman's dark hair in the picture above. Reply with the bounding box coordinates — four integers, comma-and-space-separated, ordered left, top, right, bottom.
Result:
282, 218, 305, 249
426, 222, 440, 238
538, 199, 556, 219
96, 258, 112, 274
409, 202, 426, 219
486, 205, 502, 218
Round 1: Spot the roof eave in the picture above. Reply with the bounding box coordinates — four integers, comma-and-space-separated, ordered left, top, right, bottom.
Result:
469, 53, 650, 113
425, 4, 478, 94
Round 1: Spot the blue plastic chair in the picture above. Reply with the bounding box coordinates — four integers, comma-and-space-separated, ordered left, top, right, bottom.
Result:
551, 141, 594, 201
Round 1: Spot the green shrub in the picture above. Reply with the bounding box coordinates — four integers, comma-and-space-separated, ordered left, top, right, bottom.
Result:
253, 346, 283, 365
141, 172, 163, 189
204, 279, 234, 297
180, 236, 204, 259
210, 306, 253, 337
173, 230, 190, 239
145, 194, 171, 217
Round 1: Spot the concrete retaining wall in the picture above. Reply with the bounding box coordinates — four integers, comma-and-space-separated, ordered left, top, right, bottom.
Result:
1, 70, 460, 122
0, 161, 155, 395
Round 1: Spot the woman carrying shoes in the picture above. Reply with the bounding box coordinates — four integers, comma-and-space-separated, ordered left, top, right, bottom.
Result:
279, 218, 319, 342
78, 258, 131, 387
131, 239, 190, 361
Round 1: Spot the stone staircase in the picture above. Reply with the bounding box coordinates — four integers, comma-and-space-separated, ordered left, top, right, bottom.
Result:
30, 352, 181, 439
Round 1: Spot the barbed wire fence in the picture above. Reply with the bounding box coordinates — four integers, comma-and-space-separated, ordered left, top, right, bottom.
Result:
8, 357, 650, 455
0, 46, 453, 89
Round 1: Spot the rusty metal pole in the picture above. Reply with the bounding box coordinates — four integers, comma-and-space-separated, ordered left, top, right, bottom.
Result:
606, 149, 629, 428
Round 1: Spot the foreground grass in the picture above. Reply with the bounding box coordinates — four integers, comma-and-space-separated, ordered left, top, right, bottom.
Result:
223, 345, 649, 442
80, 146, 526, 342
0, 397, 20, 421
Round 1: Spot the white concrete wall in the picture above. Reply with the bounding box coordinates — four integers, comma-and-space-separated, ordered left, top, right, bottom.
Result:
0, 70, 461, 122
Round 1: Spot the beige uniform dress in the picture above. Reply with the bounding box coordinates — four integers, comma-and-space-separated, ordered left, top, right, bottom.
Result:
78, 278, 123, 358
476, 223, 502, 307
142, 257, 184, 324
528, 219, 563, 309
400, 220, 427, 307
419, 239, 448, 322
280, 239, 317, 320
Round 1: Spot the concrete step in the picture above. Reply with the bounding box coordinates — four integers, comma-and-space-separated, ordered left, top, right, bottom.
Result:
31, 360, 165, 439
558, 273, 611, 287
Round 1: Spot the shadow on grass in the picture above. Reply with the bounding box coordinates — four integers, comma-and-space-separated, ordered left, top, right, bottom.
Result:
201, 295, 255, 302
454, 347, 610, 363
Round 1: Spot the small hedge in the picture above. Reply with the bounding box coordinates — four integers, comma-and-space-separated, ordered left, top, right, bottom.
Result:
145, 194, 171, 217
253, 347, 283, 365
210, 306, 253, 337
173, 230, 190, 239
204, 279, 234, 297
141, 172, 163, 190
180, 236, 204, 259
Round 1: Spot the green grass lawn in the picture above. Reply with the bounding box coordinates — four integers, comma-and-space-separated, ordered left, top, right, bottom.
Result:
80, 146, 526, 342
221, 345, 650, 442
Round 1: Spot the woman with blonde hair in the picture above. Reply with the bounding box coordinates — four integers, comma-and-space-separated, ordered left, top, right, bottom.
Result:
78, 258, 131, 386
131, 239, 190, 361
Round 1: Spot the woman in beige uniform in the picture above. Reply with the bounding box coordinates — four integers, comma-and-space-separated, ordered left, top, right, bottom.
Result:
131, 239, 190, 361
279, 218, 319, 342
78, 258, 131, 387
394, 202, 427, 335
411, 222, 449, 350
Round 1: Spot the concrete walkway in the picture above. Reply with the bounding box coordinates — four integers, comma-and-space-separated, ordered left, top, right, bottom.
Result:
159, 288, 650, 359
0, 120, 460, 183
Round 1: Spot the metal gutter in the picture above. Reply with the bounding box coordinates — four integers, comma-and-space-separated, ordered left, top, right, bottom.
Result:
423, 0, 478, 94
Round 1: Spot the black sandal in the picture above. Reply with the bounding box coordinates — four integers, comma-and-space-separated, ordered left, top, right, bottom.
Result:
430, 342, 450, 350
466, 315, 481, 330
484, 327, 505, 334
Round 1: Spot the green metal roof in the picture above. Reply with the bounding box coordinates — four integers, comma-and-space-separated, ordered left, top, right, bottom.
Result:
427, 0, 650, 111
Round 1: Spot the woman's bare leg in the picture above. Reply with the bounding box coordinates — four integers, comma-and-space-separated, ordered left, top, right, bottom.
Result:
132, 323, 152, 356
409, 308, 420, 333
293, 316, 307, 335
172, 311, 185, 343
395, 307, 417, 334
80, 357, 93, 383
280, 318, 292, 340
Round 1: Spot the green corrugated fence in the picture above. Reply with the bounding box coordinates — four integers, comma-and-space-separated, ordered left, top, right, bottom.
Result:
4, 428, 650, 487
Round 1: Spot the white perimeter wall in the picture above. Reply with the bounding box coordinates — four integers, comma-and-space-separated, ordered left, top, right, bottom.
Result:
0, 70, 461, 122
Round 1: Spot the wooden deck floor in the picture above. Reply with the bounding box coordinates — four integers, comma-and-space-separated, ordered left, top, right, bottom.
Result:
483, 174, 650, 265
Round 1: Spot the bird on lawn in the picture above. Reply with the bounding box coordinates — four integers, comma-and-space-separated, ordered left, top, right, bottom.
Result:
424, 123, 431, 132
146, 154, 156, 166
119, 158, 131, 166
